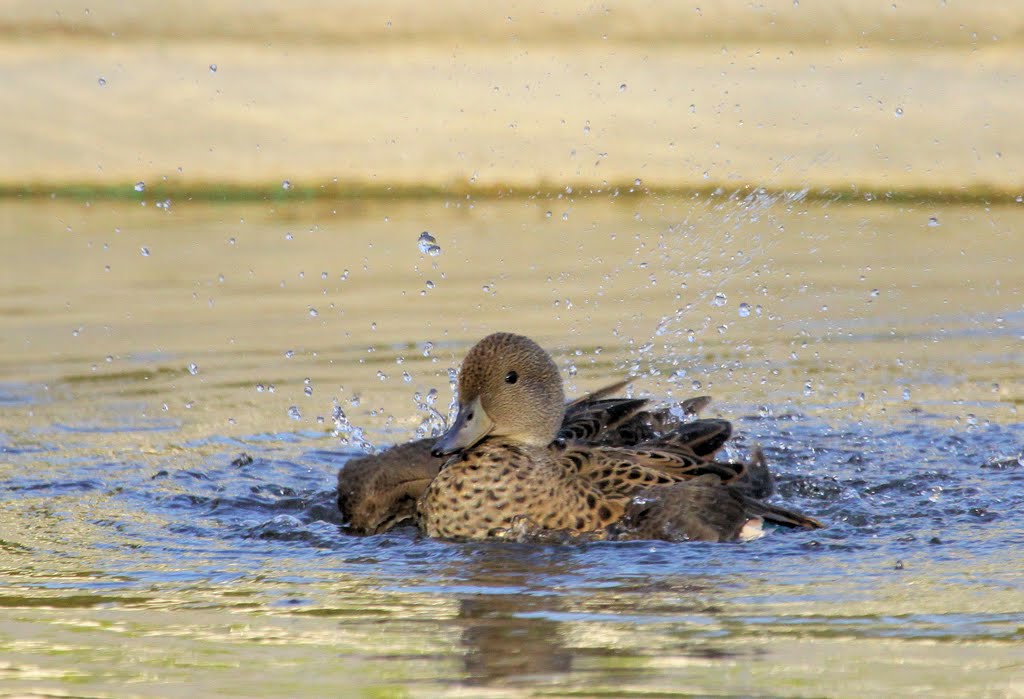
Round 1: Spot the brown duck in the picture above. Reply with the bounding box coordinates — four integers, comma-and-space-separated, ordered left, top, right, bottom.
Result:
338, 380, 717, 535
418, 332, 822, 542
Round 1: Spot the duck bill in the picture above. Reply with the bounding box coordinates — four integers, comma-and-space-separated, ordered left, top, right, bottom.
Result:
431, 397, 494, 457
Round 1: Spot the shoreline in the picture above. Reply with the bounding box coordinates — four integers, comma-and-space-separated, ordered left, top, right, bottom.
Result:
3, 181, 1022, 205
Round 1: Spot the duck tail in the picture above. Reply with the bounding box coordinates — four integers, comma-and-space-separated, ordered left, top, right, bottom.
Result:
744, 498, 824, 530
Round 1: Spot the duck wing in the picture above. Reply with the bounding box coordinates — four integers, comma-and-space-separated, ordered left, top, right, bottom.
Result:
616, 472, 823, 542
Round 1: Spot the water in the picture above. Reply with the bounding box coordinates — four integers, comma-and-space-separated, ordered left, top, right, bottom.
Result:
1, 196, 1022, 697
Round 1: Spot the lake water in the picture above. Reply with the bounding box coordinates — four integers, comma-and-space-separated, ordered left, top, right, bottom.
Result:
1, 193, 1022, 698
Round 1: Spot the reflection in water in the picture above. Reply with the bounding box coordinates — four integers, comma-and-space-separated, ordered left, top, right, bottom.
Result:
442, 545, 752, 687
459, 593, 572, 684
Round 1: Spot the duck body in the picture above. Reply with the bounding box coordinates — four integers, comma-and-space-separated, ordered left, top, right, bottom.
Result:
416, 332, 823, 542
338, 382, 712, 534
419, 440, 610, 539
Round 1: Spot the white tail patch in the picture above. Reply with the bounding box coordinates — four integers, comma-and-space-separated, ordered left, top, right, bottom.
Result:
739, 516, 765, 542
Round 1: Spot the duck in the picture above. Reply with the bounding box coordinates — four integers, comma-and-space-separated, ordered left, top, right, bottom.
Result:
417, 332, 822, 542
338, 379, 720, 535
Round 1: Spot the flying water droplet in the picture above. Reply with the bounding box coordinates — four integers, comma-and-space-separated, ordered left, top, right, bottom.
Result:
187, 362, 199, 376
134, 182, 146, 192
281, 180, 292, 190
140, 247, 150, 257
308, 307, 318, 317
711, 292, 727, 307
417, 231, 442, 256
927, 216, 940, 227
894, 106, 904, 117
209, 64, 218, 73
902, 387, 911, 401
97, 77, 107, 87
287, 405, 301, 420
738, 302, 751, 317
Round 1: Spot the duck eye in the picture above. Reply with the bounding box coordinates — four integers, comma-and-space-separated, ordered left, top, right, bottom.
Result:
504, 371, 518, 384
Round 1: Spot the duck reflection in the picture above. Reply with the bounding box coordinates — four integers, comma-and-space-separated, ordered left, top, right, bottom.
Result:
458, 592, 571, 683
445, 544, 737, 687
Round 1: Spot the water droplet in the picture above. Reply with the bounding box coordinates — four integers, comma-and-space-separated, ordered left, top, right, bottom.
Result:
281, 180, 292, 190
686, 329, 695, 343
134, 181, 145, 192
738, 302, 751, 317
284, 232, 294, 241
870, 288, 880, 298
256, 383, 265, 392
803, 381, 813, 396
894, 106, 904, 117
287, 405, 302, 420
618, 83, 627, 92
633, 178, 642, 187
482, 284, 492, 293
308, 307, 318, 317
402, 371, 412, 383
140, 246, 150, 257
583, 121, 591, 135
284, 349, 295, 359
425, 280, 435, 289
927, 216, 940, 227
561, 212, 569, 221
97, 77, 107, 87
417, 231, 441, 256
711, 292, 727, 307
209, 64, 218, 73
422, 341, 433, 357
304, 385, 313, 397
187, 362, 199, 375
691, 379, 702, 390
902, 387, 911, 401
376, 370, 388, 381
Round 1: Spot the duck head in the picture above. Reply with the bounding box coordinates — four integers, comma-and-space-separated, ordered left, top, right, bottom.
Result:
432, 333, 565, 456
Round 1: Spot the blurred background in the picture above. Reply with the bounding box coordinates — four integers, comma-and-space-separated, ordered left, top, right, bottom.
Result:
3, 0, 1023, 195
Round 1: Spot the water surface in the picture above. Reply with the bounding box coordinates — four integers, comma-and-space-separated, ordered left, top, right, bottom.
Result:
1, 195, 1022, 697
